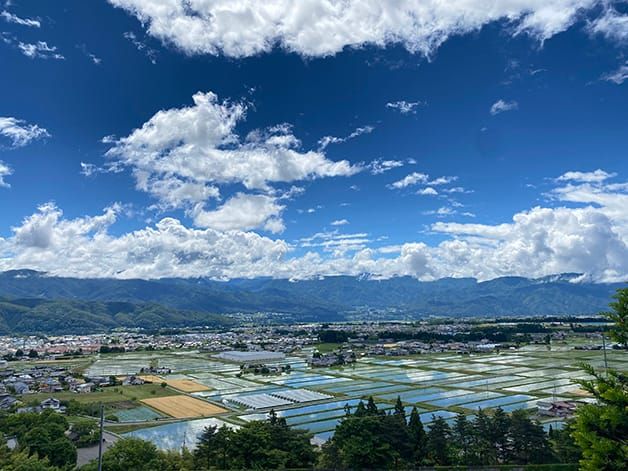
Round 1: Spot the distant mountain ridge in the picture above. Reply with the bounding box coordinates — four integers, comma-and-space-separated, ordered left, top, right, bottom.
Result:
0, 297, 231, 335
0, 270, 623, 322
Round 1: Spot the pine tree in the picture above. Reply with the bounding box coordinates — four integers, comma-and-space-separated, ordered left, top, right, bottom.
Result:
602, 288, 628, 348
572, 288, 628, 470
509, 409, 553, 464
426, 416, 452, 465
491, 407, 512, 463
408, 406, 426, 463
452, 412, 472, 465
366, 396, 380, 416
393, 396, 406, 421
471, 408, 495, 465
354, 400, 367, 417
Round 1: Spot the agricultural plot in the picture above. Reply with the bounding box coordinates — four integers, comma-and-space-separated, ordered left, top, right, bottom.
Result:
114, 406, 164, 422
142, 395, 227, 418
162, 378, 211, 393
124, 417, 235, 451
107, 344, 619, 450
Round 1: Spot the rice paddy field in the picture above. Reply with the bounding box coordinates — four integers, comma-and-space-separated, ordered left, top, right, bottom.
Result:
83, 345, 628, 451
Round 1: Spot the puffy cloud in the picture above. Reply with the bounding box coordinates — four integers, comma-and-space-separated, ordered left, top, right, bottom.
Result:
0, 203, 290, 280
0, 116, 49, 148
428, 175, 458, 186
389, 172, 429, 189
106, 91, 357, 194
490, 99, 519, 115
2, 171, 627, 283
1, 11, 40, 27
108, 0, 602, 58
0, 161, 12, 188
104, 91, 357, 230
556, 169, 616, 183
386, 100, 423, 114
331, 219, 349, 226
192, 193, 285, 233
417, 187, 438, 196
430, 173, 628, 282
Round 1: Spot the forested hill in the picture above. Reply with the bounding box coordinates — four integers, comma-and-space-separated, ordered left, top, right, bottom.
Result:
0, 270, 624, 321
0, 297, 232, 335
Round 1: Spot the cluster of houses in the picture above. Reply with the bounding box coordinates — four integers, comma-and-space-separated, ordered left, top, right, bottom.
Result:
0, 364, 127, 413
0, 365, 77, 398
308, 350, 357, 367
362, 340, 501, 356
537, 399, 583, 418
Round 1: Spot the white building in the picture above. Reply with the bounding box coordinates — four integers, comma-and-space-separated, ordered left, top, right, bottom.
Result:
213, 351, 285, 363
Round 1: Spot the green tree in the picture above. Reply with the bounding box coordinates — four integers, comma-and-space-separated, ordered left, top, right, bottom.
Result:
426, 416, 452, 465
366, 396, 381, 416
470, 408, 494, 465
452, 412, 472, 465
321, 416, 399, 469
192, 419, 315, 470
353, 400, 367, 417
550, 424, 581, 464
572, 287, 628, 470
0, 444, 59, 471
393, 396, 405, 420
491, 407, 512, 463
407, 406, 426, 463
573, 364, 627, 470
509, 409, 553, 464
71, 422, 99, 447
602, 288, 628, 348
81, 438, 164, 471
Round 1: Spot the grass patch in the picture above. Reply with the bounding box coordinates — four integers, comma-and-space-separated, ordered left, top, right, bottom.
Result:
314, 343, 342, 353
25, 384, 179, 405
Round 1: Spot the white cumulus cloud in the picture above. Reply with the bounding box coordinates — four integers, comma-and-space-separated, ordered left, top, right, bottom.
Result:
103, 91, 358, 231
2, 170, 627, 283
108, 0, 604, 58
192, 193, 285, 233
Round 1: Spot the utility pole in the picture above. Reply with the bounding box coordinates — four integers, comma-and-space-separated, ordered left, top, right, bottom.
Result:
97, 403, 104, 471
602, 331, 609, 376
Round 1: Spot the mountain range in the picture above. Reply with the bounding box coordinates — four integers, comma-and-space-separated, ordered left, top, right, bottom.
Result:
0, 270, 624, 334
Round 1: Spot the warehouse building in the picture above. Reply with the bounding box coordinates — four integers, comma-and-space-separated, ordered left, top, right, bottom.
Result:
213, 350, 286, 364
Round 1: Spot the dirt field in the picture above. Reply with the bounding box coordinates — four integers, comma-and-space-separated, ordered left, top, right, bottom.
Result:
138, 375, 165, 383
162, 379, 211, 392
141, 395, 227, 418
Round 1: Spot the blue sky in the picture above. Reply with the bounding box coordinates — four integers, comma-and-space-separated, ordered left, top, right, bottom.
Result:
0, 0, 627, 281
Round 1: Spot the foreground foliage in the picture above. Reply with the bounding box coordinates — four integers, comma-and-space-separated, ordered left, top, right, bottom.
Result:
571, 287, 628, 470
320, 397, 567, 469
0, 409, 76, 469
